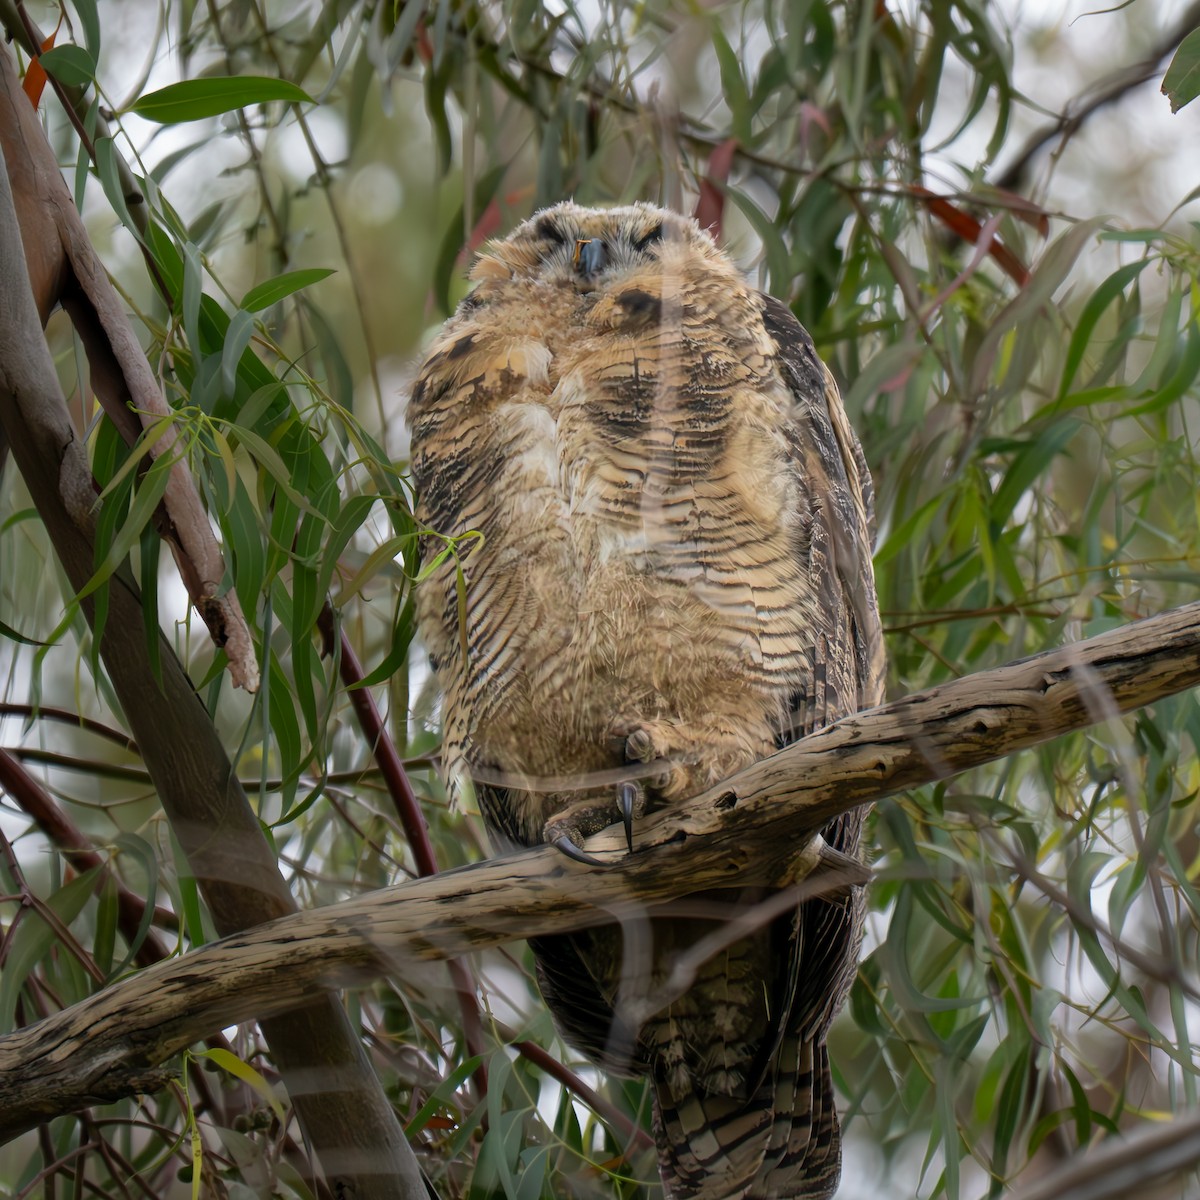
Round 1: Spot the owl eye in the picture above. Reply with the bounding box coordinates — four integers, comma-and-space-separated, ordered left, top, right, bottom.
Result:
536, 216, 568, 246
633, 223, 664, 253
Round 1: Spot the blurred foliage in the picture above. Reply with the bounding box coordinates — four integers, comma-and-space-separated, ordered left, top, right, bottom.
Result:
2, 0, 1200, 1197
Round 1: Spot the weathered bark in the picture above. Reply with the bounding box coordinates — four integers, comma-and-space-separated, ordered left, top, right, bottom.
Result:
0, 40, 256, 690
2, 599, 1198, 1140
0, 141, 426, 1198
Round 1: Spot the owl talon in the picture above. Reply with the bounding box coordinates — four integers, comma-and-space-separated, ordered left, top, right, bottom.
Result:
552, 835, 609, 868
617, 780, 642, 852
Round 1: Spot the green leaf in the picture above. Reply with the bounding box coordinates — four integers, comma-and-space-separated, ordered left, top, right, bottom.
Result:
1124, 316, 1200, 416
182, 240, 204, 355
426, 56, 455, 176
288, 516, 323, 736
711, 25, 751, 144
94, 877, 118, 978
432, 165, 506, 317
515, 1146, 549, 1200
1056, 259, 1149, 402
301, 300, 356, 410
129, 77, 314, 124
1061, 1061, 1093, 1145
221, 308, 257, 395
266, 647, 303, 792
73, 0, 102, 59
139, 517, 163, 687
241, 268, 335, 312
94, 137, 142, 244
0, 870, 100, 1034
391, 0, 430, 69
0, 506, 38, 533
334, 532, 413, 606
316, 494, 377, 604
221, 478, 266, 618
725, 188, 792, 297
990, 1049, 1031, 1189
38, 45, 96, 87
874, 493, 943, 567
354, 593, 417, 689
481, 1053, 521, 1200
990, 419, 1079, 528
1162, 27, 1200, 113
93, 413, 173, 501
77, 452, 175, 603
0, 618, 45, 646
968, 217, 1107, 398
196, 1048, 287, 1123
146, 217, 185, 296
229, 426, 322, 519
172, 840, 207, 947
404, 1055, 481, 1136
110, 833, 160, 976
236, 382, 288, 431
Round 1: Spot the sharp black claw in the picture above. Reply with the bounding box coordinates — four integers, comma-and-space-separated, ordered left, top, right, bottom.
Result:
553, 835, 608, 867
617, 781, 638, 853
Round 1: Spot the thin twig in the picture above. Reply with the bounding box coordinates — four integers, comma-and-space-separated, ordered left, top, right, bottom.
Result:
0, 704, 139, 753
0, 747, 179, 941
993, 0, 1200, 192
504, 1033, 655, 1154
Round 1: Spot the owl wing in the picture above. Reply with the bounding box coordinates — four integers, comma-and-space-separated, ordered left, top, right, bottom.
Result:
650, 296, 884, 1200
757, 294, 884, 1195
758, 293, 885, 735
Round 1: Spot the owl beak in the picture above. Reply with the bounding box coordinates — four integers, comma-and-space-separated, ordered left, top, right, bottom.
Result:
573, 238, 607, 278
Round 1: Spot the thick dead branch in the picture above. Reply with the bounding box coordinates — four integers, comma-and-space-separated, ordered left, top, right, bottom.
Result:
0, 141, 424, 1197
0, 42, 257, 691
2, 599, 1198, 1140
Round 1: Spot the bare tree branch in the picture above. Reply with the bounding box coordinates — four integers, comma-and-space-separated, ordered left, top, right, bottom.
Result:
2, 599, 1198, 1141
994, 0, 1200, 192
0, 41, 258, 691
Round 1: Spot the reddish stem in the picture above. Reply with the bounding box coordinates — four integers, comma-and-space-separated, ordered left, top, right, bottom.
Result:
510, 1038, 654, 1154
0, 747, 178, 950
318, 605, 489, 1100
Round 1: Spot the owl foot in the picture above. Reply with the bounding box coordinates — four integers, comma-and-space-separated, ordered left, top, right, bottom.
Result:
544, 783, 648, 864
551, 835, 608, 868
607, 717, 689, 799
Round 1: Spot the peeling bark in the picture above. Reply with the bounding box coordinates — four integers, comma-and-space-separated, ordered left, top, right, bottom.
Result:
0, 42, 257, 691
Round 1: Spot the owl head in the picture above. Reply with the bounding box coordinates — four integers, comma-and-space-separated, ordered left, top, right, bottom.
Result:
469, 201, 721, 289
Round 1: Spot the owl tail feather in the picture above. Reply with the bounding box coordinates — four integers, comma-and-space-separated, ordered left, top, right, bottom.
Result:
652, 1038, 841, 1200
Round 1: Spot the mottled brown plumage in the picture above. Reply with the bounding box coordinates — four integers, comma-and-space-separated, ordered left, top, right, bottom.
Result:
408, 202, 885, 1198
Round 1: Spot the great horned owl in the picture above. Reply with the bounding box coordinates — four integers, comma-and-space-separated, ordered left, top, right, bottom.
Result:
408, 202, 885, 1199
